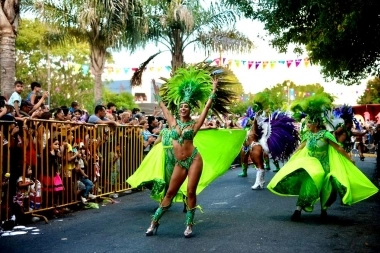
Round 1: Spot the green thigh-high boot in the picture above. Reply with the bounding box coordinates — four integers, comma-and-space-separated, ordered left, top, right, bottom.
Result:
145, 204, 171, 236
238, 164, 248, 177
184, 207, 196, 238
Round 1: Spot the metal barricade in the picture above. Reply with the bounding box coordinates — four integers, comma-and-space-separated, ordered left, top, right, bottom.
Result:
0, 119, 143, 223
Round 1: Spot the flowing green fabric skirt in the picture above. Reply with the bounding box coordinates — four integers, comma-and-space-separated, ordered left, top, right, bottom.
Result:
267, 146, 379, 212
127, 129, 246, 202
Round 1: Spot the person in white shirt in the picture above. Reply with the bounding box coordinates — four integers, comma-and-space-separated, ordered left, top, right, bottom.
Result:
8, 80, 24, 117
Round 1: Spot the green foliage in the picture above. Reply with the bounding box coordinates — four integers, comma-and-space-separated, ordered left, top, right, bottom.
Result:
357, 77, 380, 104
229, 80, 334, 114
102, 89, 138, 110
224, 0, 380, 85
16, 19, 94, 110
142, 0, 253, 70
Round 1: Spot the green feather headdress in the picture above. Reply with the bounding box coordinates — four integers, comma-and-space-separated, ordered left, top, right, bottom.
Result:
290, 94, 333, 124
160, 66, 212, 112
159, 62, 239, 115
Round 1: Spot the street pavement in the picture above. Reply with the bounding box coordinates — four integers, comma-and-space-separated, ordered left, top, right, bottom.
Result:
1, 157, 380, 253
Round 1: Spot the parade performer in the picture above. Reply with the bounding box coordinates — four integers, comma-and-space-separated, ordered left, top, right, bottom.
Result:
128, 64, 245, 238
333, 105, 367, 160
267, 95, 378, 221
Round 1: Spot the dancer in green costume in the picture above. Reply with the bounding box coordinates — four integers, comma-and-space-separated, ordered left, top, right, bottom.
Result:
267, 95, 379, 221
139, 65, 245, 238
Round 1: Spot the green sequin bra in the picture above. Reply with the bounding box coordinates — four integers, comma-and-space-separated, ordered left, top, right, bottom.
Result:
170, 119, 195, 145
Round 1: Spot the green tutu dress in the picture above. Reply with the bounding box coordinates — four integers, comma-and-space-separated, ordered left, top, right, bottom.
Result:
127, 128, 246, 202
267, 130, 378, 212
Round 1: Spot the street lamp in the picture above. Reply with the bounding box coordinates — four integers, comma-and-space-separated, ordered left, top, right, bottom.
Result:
287, 81, 290, 105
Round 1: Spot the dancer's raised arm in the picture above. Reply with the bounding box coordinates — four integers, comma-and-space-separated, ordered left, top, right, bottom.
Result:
152, 79, 175, 126
194, 77, 218, 133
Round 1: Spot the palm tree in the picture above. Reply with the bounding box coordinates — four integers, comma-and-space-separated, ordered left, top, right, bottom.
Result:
26, 0, 146, 105
132, 0, 253, 86
0, 1, 21, 98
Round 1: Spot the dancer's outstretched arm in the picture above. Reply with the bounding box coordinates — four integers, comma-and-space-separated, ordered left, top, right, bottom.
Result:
152, 79, 175, 127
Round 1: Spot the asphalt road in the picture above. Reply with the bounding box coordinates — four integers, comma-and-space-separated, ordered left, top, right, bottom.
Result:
1, 157, 380, 253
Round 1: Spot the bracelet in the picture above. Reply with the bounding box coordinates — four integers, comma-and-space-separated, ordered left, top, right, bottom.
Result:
154, 94, 162, 103
209, 93, 216, 100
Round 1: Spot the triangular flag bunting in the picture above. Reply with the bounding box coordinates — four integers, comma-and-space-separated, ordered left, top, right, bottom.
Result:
123, 67, 130, 74
262, 61, 268, 69
255, 61, 261, 69
304, 57, 310, 67
235, 60, 240, 67
241, 60, 246, 66
165, 66, 171, 72
223, 58, 226, 64
278, 60, 285, 65
248, 61, 254, 69
295, 59, 302, 67
214, 58, 220, 65
286, 60, 293, 68
270, 61, 276, 69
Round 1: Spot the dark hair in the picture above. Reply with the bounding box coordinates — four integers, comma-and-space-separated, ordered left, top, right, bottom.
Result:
31, 82, 41, 90
95, 105, 105, 114
71, 101, 79, 108
14, 80, 24, 86
74, 109, 83, 115
60, 106, 69, 116
132, 108, 140, 114
147, 116, 156, 125
40, 112, 52, 120
107, 102, 116, 109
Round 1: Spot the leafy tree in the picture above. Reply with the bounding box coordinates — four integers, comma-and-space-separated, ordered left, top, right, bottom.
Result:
223, 0, 380, 85
102, 89, 138, 111
0, 0, 21, 98
229, 80, 333, 115
25, 0, 147, 105
16, 19, 95, 110
357, 77, 380, 104
131, 0, 253, 85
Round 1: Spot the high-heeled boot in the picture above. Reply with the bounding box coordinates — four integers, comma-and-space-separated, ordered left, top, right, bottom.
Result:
184, 207, 196, 238
251, 170, 265, 190
238, 164, 248, 177
146, 204, 170, 236
273, 160, 280, 172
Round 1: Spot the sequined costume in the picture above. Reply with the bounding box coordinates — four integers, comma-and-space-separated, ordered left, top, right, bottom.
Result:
267, 130, 378, 212
170, 119, 199, 170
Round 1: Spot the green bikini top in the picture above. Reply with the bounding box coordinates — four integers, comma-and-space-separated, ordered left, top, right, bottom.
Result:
170, 119, 195, 145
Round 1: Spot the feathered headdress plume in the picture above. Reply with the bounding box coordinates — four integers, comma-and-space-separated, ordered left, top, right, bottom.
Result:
159, 62, 239, 115
131, 51, 164, 87
240, 106, 256, 128
290, 94, 333, 125
259, 110, 300, 161
160, 66, 212, 111
332, 104, 361, 130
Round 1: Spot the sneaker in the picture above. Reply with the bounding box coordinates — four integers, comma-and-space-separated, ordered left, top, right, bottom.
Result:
81, 196, 88, 204
31, 217, 40, 222
111, 193, 119, 199
88, 194, 97, 200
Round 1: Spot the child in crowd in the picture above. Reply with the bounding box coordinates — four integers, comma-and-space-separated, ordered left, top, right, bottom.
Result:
8, 80, 24, 117
74, 161, 96, 204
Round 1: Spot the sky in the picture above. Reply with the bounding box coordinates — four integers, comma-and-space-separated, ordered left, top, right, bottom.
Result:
111, 19, 369, 105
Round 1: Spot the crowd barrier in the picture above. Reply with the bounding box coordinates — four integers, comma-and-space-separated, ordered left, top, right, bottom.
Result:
0, 119, 144, 223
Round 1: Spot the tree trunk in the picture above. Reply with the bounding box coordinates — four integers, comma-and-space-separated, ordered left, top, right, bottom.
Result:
90, 45, 106, 105
171, 28, 184, 73
0, 4, 19, 99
